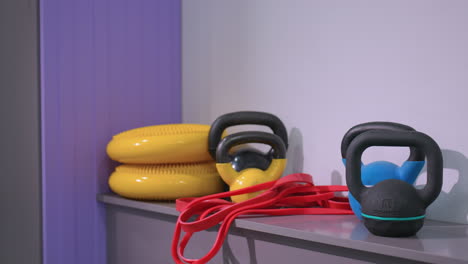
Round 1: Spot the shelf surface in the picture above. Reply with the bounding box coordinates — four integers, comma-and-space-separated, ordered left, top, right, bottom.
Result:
98, 193, 468, 264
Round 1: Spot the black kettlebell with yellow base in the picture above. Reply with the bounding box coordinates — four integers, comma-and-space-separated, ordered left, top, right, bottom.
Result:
346, 130, 443, 237
216, 131, 287, 203
209, 111, 288, 172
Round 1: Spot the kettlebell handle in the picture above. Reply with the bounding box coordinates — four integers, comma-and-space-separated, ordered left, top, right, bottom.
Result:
216, 131, 287, 163
341, 122, 425, 161
346, 130, 443, 208
208, 111, 288, 159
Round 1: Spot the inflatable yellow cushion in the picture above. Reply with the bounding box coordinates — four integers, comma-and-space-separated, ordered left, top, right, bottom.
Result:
107, 124, 214, 164
108, 162, 224, 200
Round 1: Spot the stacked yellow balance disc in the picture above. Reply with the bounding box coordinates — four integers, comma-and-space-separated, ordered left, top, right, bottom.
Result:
106, 124, 224, 200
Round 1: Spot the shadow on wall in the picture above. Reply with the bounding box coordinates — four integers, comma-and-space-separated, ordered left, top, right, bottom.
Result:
331, 170, 344, 185
283, 127, 304, 176
330, 170, 347, 197
418, 149, 468, 224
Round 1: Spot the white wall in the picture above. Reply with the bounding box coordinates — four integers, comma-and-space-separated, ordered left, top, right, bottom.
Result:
182, 0, 468, 224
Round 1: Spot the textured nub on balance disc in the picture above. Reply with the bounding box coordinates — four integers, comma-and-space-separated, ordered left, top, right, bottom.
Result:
109, 162, 224, 200
106, 124, 215, 164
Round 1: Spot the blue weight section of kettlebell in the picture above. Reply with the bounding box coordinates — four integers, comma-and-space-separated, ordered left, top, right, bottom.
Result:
342, 159, 425, 220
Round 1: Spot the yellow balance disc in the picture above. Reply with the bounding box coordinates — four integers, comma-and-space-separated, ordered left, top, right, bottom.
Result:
108, 162, 225, 200
107, 124, 214, 164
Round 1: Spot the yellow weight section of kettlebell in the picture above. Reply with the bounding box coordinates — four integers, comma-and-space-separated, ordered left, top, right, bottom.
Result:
216, 159, 287, 202
107, 124, 214, 164
109, 162, 224, 200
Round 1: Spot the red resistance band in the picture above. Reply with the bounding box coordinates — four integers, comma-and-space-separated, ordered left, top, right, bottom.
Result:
171, 173, 353, 264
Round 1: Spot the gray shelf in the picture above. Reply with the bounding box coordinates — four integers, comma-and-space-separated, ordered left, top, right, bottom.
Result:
98, 193, 468, 264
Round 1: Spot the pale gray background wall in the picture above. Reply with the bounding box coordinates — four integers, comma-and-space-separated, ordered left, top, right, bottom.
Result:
182, 0, 468, 224
0, 0, 42, 263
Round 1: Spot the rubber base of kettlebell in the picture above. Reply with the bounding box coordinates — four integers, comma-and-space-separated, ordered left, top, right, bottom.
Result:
364, 218, 424, 237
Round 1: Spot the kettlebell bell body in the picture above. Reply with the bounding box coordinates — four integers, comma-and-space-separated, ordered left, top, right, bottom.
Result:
346, 130, 443, 237
209, 111, 288, 172
341, 122, 425, 219
216, 131, 287, 202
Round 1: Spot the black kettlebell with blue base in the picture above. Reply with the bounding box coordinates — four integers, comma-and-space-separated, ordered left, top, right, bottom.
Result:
341, 122, 425, 219
346, 130, 443, 237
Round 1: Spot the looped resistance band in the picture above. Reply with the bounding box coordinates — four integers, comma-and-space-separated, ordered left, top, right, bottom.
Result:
171, 173, 352, 264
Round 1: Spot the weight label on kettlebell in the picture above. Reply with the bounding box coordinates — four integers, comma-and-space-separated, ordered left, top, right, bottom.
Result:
370, 198, 403, 215
382, 199, 393, 209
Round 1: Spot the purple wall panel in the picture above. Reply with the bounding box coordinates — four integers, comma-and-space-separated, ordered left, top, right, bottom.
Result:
40, 0, 181, 263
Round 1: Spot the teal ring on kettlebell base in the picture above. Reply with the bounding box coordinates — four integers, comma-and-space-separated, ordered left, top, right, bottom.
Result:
361, 213, 425, 221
